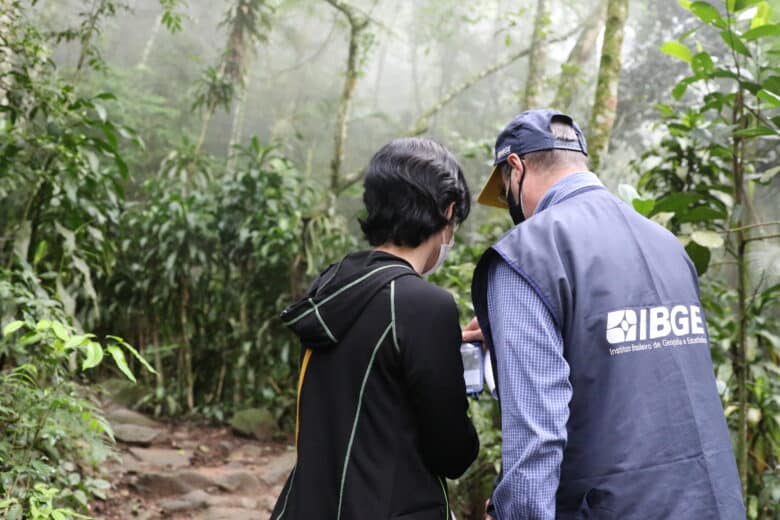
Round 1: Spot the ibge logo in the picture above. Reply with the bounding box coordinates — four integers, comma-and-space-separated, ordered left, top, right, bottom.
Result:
606, 305, 706, 345
606, 309, 638, 344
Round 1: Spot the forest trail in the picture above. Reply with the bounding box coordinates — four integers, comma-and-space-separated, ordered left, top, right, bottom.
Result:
92, 404, 293, 519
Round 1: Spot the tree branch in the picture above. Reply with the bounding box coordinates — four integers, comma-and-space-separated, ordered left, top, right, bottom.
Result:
745, 233, 780, 243
406, 26, 581, 137
331, 27, 582, 195
729, 220, 780, 232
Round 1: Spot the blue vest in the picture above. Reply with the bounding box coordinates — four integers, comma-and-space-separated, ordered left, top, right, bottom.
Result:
472, 186, 744, 519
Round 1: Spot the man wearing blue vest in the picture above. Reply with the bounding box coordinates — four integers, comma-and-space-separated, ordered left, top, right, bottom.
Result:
469, 109, 744, 519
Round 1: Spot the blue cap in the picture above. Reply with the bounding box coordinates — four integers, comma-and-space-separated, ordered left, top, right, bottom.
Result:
478, 109, 588, 208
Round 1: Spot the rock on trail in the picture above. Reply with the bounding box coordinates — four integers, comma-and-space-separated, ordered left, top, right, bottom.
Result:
92, 404, 294, 519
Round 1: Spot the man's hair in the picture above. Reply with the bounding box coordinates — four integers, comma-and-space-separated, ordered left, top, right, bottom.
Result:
360, 137, 470, 248
499, 118, 589, 179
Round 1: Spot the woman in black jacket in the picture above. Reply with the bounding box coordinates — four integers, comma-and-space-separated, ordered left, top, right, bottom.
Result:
271, 138, 479, 520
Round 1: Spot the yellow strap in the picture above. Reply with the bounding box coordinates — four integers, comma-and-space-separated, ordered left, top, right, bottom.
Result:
295, 348, 313, 449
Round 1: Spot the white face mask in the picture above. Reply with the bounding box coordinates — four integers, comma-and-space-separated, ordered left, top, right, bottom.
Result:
422, 231, 454, 277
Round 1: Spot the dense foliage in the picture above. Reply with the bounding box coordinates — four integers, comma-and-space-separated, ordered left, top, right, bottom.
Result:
0, 0, 778, 518
626, 0, 780, 515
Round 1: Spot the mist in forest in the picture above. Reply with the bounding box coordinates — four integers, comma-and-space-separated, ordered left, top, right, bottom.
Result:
35, 0, 780, 273
40, 1, 677, 181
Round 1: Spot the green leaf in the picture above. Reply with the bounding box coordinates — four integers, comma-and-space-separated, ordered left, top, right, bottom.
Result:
633, 198, 656, 216
686, 241, 712, 275
763, 75, 780, 95
94, 103, 107, 122
733, 126, 777, 137
81, 341, 104, 370
672, 76, 701, 99
750, 1, 771, 28
660, 41, 693, 62
742, 23, 780, 40
720, 30, 752, 57
64, 333, 93, 351
107, 335, 157, 374
691, 52, 715, 75
757, 89, 780, 107
759, 165, 780, 183
2, 320, 26, 336
733, 0, 763, 12
690, 2, 726, 27
35, 319, 52, 332
691, 229, 725, 248
106, 345, 136, 383
675, 206, 725, 224
33, 240, 48, 266
618, 183, 640, 203
50, 321, 69, 341
680, 0, 693, 9
655, 192, 707, 213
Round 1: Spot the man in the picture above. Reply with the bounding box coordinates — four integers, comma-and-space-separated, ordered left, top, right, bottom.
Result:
469, 109, 744, 519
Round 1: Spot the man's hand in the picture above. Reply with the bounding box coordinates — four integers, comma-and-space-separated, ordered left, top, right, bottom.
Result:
462, 316, 484, 343
484, 498, 495, 520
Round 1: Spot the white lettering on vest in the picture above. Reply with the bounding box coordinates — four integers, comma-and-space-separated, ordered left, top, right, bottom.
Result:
649, 306, 671, 339
606, 304, 707, 345
671, 305, 690, 336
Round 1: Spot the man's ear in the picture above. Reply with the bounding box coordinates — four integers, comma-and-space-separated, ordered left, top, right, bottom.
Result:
506, 153, 523, 174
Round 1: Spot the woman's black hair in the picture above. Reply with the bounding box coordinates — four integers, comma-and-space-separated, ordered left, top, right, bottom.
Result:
359, 137, 471, 247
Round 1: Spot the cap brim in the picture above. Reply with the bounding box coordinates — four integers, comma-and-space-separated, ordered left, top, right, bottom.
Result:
477, 165, 507, 209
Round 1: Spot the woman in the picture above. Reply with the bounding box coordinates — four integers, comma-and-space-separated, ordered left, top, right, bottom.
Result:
271, 138, 479, 519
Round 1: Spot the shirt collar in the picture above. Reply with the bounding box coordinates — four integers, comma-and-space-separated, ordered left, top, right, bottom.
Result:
534, 171, 603, 215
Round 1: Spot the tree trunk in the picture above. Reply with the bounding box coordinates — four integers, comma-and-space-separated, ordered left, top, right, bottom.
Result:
150, 318, 165, 415
371, 21, 390, 110
227, 80, 249, 171
137, 13, 163, 68
553, 0, 606, 111
0, 0, 17, 111
731, 88, 749, 497
324, 0, 370, 192
523, 0, 548, 109
587, 0, 628, 170
180, 282, 195, 412
195, 108, 214, 156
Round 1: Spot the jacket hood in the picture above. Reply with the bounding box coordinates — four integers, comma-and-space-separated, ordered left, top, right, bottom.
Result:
279, 251, 416, 350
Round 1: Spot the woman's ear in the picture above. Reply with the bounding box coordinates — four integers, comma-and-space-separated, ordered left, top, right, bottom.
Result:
445, 202, 455, 221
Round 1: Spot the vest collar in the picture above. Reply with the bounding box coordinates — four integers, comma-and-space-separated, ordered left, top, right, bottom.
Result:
535, 171, 603, 215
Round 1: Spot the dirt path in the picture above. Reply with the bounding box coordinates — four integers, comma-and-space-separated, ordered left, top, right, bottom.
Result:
91, 406, 294, 519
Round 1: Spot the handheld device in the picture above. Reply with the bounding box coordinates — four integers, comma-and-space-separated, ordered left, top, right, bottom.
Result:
460, 341, 484, 396
484, 349, 497, 399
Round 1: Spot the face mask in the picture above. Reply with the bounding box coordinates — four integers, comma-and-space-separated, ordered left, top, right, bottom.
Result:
422, 230, 454, 276
506, 161, 527, 225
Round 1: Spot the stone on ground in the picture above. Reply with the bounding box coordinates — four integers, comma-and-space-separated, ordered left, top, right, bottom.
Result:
259, 450, 296, 486
113, 423, 168, 445
159, 489, 210, 512
133, 469, 217, 497
106, 407, 162, 428
214, 469, 259, 492
128, 447, 192, 469
229, 408, 276, 440
204, 507, 264, 520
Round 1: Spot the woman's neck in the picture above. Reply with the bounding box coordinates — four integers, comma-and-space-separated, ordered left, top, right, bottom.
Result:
374, 242, 432, 274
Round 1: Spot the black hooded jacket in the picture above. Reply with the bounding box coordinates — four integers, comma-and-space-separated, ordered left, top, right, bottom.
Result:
271, 250, 479, 520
